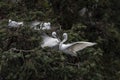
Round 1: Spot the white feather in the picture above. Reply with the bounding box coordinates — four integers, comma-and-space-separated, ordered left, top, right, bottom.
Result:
41, 22, 51, 30
30, 21, 40, 27
8, 19, 24, 27
59, 33, 96, 56
41, 32, 60, 48
30, 21, 51, 30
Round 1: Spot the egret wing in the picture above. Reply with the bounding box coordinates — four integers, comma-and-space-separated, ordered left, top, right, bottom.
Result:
8, 21, 18, 27
66, 42, 96, 52
41, 34, 52, 44
41, 34, 59, 48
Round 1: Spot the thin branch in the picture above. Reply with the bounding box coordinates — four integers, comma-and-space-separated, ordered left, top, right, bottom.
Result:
9, 48, 34, 53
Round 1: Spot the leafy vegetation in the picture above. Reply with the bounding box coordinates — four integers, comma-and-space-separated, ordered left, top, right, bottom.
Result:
0, 0, 120, 80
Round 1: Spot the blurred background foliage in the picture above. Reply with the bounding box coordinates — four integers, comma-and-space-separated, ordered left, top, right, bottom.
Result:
0, 0, 120, 80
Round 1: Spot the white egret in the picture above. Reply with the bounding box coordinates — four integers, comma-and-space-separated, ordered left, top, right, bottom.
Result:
59, 33, 96, 56
30, 21, 51, 30
41, 32, 60, 48
8, 19, 24, 27
40, 22, 51, 30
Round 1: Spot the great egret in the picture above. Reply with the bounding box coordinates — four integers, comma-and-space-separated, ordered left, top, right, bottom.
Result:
59, 33, 96, 56
8, 19, 24, 27
41, 32, 60, 48
30, 21, 51, 30
40, 22, 51, 30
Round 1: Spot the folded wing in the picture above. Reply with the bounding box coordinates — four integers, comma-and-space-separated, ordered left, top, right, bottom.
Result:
41, 34, 60, 48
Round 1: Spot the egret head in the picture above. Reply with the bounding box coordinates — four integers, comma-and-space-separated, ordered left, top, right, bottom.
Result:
52, 32, 57, 38
9, 19, 12, 23
63, 33, 68, 42
47, 22, 51, 26
63, 33, 67, 38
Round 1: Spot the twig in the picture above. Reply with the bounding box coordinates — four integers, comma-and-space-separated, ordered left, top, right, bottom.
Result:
9, 48, 34, 53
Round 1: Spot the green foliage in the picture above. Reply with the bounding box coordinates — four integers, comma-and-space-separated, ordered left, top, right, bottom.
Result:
0, 43, 103, 80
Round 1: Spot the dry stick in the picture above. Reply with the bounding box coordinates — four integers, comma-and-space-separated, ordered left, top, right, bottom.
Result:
10, 48, 34, 53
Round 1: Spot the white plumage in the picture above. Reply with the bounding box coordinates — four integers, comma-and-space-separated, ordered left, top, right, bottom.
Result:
30, 21, 41, 30
41, 32, 60, 48
30, 21, 40, 27
30, 21, 51, 30
8, 19, 24, 27
59, 33, 96, 56
40, 22, 51, 30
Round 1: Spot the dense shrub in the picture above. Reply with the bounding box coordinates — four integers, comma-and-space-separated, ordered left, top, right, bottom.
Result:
0, 0, 120, 80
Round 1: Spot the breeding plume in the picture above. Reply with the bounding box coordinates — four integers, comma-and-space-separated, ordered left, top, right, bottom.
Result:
59, 33, 96, 56
8, 19, 24, 27
41, 32, 60, 48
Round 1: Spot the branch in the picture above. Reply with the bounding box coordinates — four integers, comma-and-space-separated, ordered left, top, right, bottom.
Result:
9, 48, 34, 53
